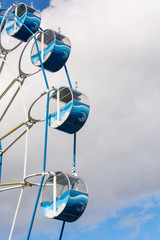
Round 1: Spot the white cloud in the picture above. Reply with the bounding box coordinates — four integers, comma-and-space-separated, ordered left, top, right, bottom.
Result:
119, 213, 153, 240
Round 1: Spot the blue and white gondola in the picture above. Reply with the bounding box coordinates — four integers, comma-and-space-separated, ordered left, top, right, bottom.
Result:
40, 172, 88, 222
48, 86, 90, 134
30, 29, 71, 72
6, 3, 41, 42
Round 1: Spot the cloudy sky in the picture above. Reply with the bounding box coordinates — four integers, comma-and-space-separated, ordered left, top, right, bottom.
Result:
1, 0, 160, 239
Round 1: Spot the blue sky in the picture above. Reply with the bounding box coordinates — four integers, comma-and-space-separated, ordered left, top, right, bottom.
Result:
18, 194, 160, 240
1, 0, 50, 11
1, 0, 160, 240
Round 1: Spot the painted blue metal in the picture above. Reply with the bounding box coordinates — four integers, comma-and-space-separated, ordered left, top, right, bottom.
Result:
58, 100, 90, 134
33, 37, 50, 89
30, 29, 71, 72
26, 175, 45, 240
59, 221, 65, 240
40, 172, 88, 223
0, 141, 2, 183
6, 3, 41, 42
43, 92, 50, 172
56, 190, 88, 222
0, 9, 7, 31
48, 87, 90, 134
64, 65, 77, 178
64, 64, 72, 89
73, 133, 76, 174
27, 92, 50, 239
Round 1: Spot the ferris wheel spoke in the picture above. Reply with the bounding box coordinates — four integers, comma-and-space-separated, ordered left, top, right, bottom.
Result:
0, 122, 26, 141
0, 123, 33, 155
0, 184, 24, 192
0, 52, 7, 74
0, 59, 5, 74
0, 181, 22, 186
9, 188, 24, 240
0, 78, 17, 99
0, 85, 21, 121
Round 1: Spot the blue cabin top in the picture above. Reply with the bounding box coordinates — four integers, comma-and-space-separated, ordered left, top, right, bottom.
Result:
6, 3, 41, 42
30, 29, 71, 72
40, 172, 88, 222
48, 87, 90, 134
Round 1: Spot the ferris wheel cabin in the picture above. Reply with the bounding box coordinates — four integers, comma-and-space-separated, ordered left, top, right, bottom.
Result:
48, 86, 90, 134
6, 3, 41, 42
40, 172, 88, 222
30, 29, 71, 72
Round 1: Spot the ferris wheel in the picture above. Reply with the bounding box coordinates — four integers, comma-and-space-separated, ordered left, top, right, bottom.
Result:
0, 2, 90, 240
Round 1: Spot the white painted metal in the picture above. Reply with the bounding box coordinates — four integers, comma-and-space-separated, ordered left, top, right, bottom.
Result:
0, 185, 24, 192
14, 5, 17, 31
9, 189, 24, 240
53, 175, 56, 217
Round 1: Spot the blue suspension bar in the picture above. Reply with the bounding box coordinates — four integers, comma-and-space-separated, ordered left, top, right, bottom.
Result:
64, 64, 77, 175
73, 133, 76, 174
64, 64, 72, 89
26, 175, 45, 240
33, 37, 49, 90
39, 26, 44, 32
43, 92, 50, 172
27, 92, 50, 239
0, 141, 2, 183
59, 221, 66, 240
9, 9, 34, 34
